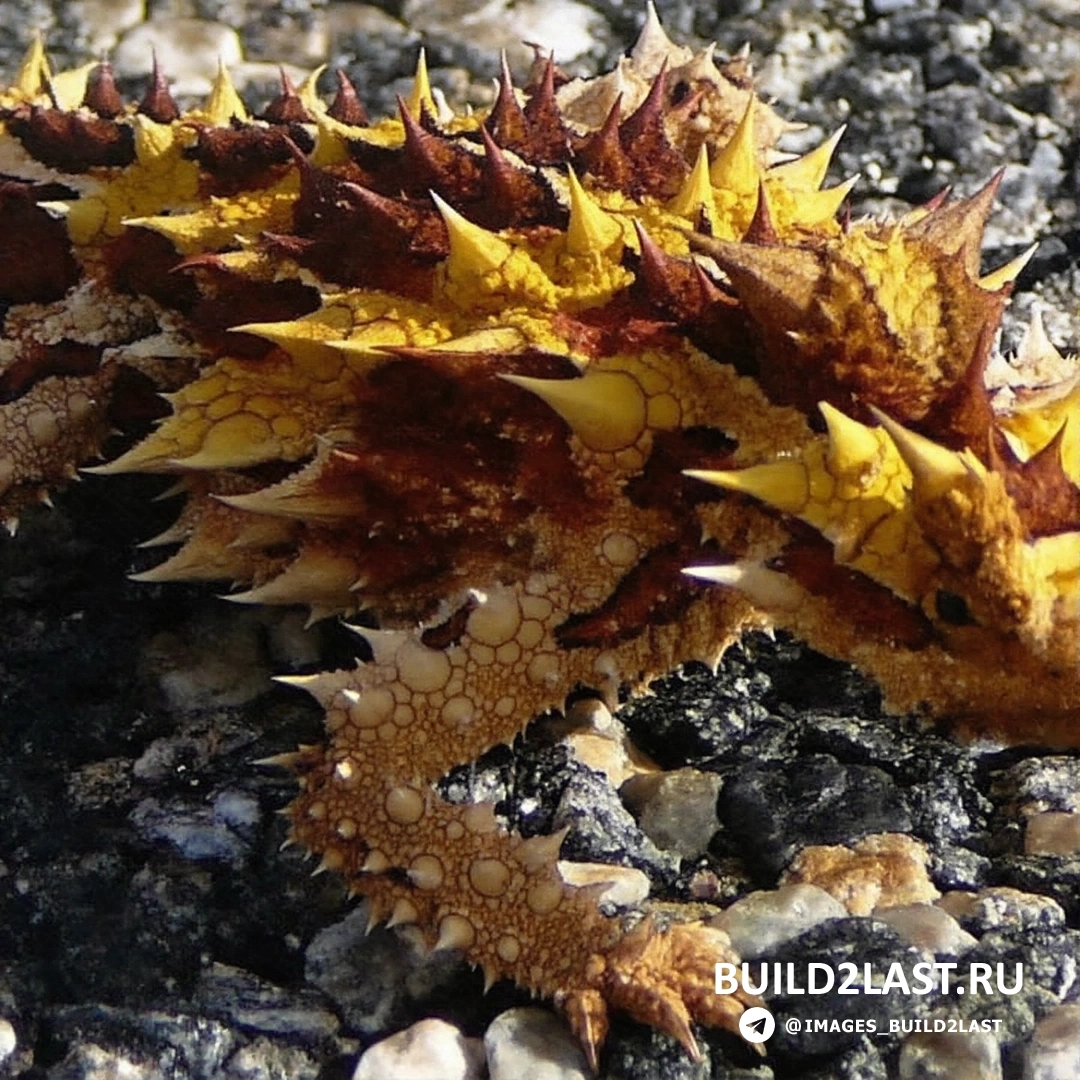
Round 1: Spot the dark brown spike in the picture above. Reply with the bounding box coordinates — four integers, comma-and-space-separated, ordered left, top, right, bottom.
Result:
743, 181, 779, 245
138, 52, 180, 123
396, 95, 482, 198
476, 122, 555, 227
262, 68, 313, 124
617, 62, 688, 198
574, 97, 631, 190
521, 53, 570, 162
5, 104, 135, 171
907, 168, 1005, 277
83, 60, 124, 118
996, 422, 1080, 538
618, 59, 668, 147
485, 51, 529, 149
920, 184, 953, 214
328, 69, 368, 125
917, 319, 1000, 456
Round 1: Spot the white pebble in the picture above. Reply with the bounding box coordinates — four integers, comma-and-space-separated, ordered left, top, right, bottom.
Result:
353, 1018, 483, 1080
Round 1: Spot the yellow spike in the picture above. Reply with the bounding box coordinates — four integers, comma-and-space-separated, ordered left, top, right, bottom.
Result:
430, 190, 514, 278
785, 174, 859, 226
769, 125, 847, 191
501, 371, 647, 454
424, 326, 529, 353
819, 401, 882, 475
667, 143, 717, 222
49, 62, 97, 111
406, 47, 435, 119
14, 33, 50, 97
869, 407, 968, 502
296, 64, 327, 115
710, 96, 759, 195
684, 461, 808, 514
203, 61, 248, 125
978, 242, 1038, 291
565, 168, 623, 256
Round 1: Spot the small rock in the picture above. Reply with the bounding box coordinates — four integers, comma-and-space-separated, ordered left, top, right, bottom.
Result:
994, 758, 1080, 815
708, 883, 846, 960
899, 1030, 1002, 1079
0, 1018, 15, 1066
68, 0, 146, 55
556, 862, 650, 908
937, 887, 1065, 934
621, 768, 722, 860
1025, 812, 1080, 856
353, 1018, 483, 1080
484, 1007, 589, 1080
877, 903, 978, 957
1024, 1004, 1080, 1080
782, 834, 939, 915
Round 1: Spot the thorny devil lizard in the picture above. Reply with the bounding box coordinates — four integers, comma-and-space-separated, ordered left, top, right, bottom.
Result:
0, 6, 1079, 1069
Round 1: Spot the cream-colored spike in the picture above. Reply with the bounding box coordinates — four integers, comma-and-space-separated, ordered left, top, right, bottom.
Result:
667, 144, 717, 223
1016, 309, 1063, 369
630, 2, 679, 74
203, 60, 248, 125
869, 406, 970, 502
406, 47, 436, 119
565, 168, 624, 256
819, 400, 883, 475
684, 461, 808, 514
433, 914, 476, 953
222, 549, 357, 610
710, 96, 758, 195
979, 243, 1038, 291
430, 191, 513, 279
14, 33, 50, 97
137, 521, 192, 549
501, 370, 647, 454
683, 562, 803, 610
769, 125, 847, 191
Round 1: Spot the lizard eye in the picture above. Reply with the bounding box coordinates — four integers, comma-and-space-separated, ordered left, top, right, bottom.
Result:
934, 589, 972, 626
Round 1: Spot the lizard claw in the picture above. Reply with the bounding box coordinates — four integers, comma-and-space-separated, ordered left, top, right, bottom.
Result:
558, 917, 763, 1070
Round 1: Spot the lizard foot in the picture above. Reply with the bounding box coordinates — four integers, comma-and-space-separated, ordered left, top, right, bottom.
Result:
557, 916, 763, 1071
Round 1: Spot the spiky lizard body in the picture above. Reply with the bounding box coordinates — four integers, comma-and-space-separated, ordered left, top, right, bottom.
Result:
0, 8, 1077, 1068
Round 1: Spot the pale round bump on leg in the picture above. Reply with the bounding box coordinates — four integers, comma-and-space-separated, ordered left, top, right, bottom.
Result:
517, 619, 545, 649
392, 702, 415, 727
526, 878, 564, 915
434, 913, 476, 952
408, 853, 445, 890
348, 686, 395, 728
466, 588, 522, 647
307, 800, 328, 821
333, 758, 356, 783
441, 695, 475, 727
463, 803, 499, 835
496, 934, 522, 964
384, 784, 425, 826
600, 531, 640, 568
27, 408, 61, 448
468, 857, 511, 898
335, 816, 358, 840
386, 897, 418, 927
446, 820, 465, 841
361, 848, 390, 873
526, 652, 560, 688
395, 638, 453, 693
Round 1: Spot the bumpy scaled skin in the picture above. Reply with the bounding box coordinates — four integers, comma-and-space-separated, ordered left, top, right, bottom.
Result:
0, 5, 1078, 1067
